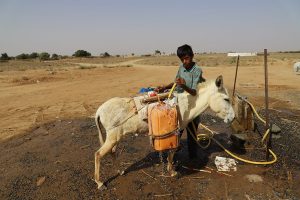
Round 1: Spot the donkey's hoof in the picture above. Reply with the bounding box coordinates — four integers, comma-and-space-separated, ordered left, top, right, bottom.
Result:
118, 170, 125, 176
175, 171, 181, 179
170, 170, 178, 177
95, 181, 106, 190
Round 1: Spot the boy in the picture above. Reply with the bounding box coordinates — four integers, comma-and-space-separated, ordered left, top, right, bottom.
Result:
155, 44, 205, 159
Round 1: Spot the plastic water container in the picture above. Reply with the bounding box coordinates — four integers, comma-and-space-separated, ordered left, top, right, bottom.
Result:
149, 102, 179, 151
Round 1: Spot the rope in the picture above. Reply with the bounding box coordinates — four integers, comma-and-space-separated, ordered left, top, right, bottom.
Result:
151, 129, 179, 139
243, 98, 270, 144
186, 124, 211, 149
185, 107, 278, 165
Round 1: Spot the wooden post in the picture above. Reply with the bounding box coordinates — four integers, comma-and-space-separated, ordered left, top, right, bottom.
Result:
264, 49, 271, 160
232, 55, 240, 99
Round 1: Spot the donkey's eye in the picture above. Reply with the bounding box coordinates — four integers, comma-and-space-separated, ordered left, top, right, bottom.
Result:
224, 98, 230, 102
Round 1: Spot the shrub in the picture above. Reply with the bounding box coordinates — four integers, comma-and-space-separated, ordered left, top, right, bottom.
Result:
60, 55, 69, 59
73, 50, 91, 57
0, 53, 9, 60
100, 52, 110, 58
39, 52, 50, 60
28, 52, 39, 59
51, 53, 59, 60
155, 50, 161, 55
16, 53, 29, 60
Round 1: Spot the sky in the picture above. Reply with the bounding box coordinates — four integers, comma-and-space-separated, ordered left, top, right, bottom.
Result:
1, 0, 300, 56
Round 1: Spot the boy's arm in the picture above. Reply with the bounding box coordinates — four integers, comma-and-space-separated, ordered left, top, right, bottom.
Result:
155, 82, 174, 93
176, 67, 202, 96
180, 85, 197, 96
176, 78, 197, 96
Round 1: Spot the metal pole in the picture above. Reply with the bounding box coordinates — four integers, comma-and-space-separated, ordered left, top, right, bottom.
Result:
264, 49, 271, 160
232, 55, 240, 99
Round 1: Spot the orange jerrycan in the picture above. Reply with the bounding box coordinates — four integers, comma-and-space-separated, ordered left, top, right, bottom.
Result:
148, 102, 179, 151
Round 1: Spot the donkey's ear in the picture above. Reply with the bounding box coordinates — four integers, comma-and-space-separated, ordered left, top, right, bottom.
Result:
215, 75, 223, 89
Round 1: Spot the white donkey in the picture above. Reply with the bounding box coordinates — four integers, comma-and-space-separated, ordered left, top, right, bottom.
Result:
294, 62, 300, 73
94, 75, 235, 189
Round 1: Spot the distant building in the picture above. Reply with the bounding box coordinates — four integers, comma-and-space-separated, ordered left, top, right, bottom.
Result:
227, 52, 257, 57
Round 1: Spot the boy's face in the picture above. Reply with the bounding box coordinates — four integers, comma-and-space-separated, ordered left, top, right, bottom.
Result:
180, 55, 193, 69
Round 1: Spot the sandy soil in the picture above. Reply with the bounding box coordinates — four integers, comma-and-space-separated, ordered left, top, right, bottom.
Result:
0, 58, 299, 141
0, 57, 299, 199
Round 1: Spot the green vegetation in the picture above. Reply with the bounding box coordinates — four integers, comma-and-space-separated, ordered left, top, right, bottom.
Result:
16, 53, 29, 60
39, 52, 50, 61
1, 51, 299, 72
15, 52, 55, 60
73, 50, 91, 57
155, 50, 161, 55
51, 53, 59, 60
0, 53, 9, 61
100, 52, 110, 58
28, 52, 39, 59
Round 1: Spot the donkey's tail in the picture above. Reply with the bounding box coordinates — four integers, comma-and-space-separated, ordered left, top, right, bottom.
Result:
95, 114, 105, 146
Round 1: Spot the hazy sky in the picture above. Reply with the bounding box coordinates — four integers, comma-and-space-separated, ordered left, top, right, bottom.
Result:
1, 0, 300, 56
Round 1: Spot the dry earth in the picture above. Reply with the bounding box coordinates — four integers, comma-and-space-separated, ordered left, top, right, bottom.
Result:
0, 55, 299, 199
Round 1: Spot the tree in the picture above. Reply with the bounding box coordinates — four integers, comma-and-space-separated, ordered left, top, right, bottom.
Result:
73, 50, 91, 57
51, 53, 59, 60
39, 52, 50, 60
0, 53, 9, 60
16, 53, 29, 60
100, 52, 110, 57
28, 52, 39, 59
155, 50, 161, 55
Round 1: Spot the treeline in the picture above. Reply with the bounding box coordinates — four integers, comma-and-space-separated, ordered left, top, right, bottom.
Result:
71, 50, 112, 58
0, 52, 62, 61
0, 50, 113, 61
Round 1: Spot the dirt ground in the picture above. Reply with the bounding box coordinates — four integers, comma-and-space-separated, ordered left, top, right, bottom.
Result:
0, 56, 299, 199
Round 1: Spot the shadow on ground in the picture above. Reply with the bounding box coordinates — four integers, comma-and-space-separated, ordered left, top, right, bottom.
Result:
0, 110, 299, 200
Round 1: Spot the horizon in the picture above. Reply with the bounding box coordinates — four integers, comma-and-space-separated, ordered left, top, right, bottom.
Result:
1, 0, 300, 56
3, 50, 300, 58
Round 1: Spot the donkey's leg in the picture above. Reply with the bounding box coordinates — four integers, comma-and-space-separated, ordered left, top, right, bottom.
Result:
94, 141, 116, 189
112, 145, 117, 154
110, 144, 125, 176
167, 149, 177, 177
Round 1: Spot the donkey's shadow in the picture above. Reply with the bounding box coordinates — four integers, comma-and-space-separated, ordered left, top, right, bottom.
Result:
104, 132, 246, 186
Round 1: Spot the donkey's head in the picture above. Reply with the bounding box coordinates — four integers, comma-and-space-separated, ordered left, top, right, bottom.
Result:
208, 76, 235, 123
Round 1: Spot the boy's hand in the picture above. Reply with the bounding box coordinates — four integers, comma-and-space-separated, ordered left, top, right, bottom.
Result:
175, 78, 186, 87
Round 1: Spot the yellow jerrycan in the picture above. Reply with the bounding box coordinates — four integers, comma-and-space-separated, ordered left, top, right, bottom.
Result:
148, 102, 179, 151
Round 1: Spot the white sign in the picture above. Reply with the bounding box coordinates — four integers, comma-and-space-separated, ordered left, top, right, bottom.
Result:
227, 52, 257, 57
